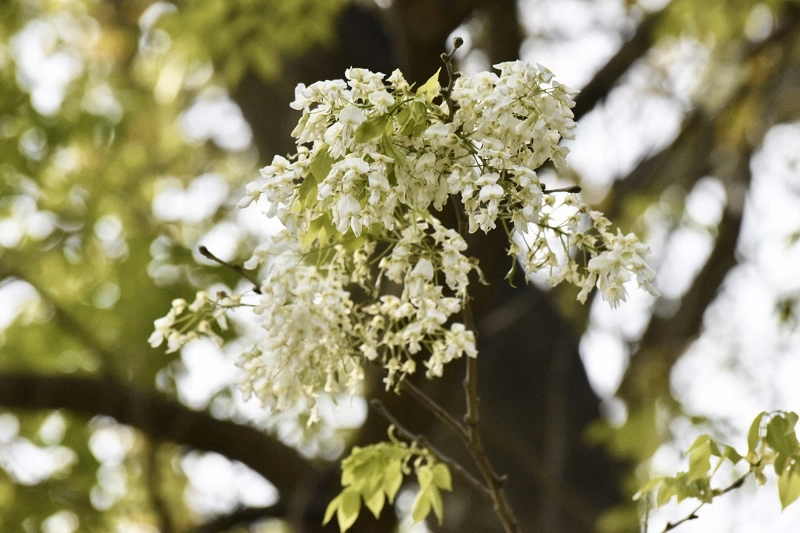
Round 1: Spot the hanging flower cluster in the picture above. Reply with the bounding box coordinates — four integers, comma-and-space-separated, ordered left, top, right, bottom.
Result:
151, 60, 658, 420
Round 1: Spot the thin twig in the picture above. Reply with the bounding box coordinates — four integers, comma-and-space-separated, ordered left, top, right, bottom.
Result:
399, 379, 470, 442
440, 36, 463, 123
541, 184, 582, 194
198, 246, 262, 294
662, 472, 750, 532
370, 399, 491, 498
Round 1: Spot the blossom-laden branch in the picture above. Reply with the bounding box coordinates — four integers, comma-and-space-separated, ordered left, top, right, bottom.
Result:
150, 39, 658, 531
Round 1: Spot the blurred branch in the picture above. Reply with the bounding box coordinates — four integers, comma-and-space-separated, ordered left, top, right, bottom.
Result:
191, 504, 286, 533
619, 189, 746, 406
0, 372, 316, 498
606, 6, 800, 219
144, 440, 176, 533
573, 6, 667, 121
0, 262, 119, 371
618, 9, 800, 407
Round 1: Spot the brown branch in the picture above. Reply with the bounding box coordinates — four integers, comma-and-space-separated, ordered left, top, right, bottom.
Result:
198, 245, 262, 294
0, 372, 316, 497
399, 378, 469, 442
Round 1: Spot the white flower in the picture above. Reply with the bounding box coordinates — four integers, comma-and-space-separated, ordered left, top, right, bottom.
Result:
339, 104, 365, 128
336, 194, 363, 235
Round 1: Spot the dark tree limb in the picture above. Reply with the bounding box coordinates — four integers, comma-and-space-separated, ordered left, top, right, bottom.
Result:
191, 504, 286, 533
573, 6, 668, 121
0, 372, 316, 498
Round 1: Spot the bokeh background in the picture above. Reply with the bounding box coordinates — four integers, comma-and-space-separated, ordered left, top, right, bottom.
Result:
2, 0, 800, 531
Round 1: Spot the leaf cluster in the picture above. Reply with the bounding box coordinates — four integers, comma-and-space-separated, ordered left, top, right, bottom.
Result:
323, 437, 452, 532
635, 411, 800, 527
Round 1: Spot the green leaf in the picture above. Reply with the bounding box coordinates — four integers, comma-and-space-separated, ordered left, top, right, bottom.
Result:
766, 415, 799, 456
294, 147, 333, 214
411, 487, 432, 524
429, 486, 444, 524
416, 68, 441, 101
323, 494, 341, 526
299, 214, 334, 248
380, 134, 405, 166
748, 412, 767, 455
722, 445, 743, 465
383, 461, 403, 502
337, 487, 361, 532
633, 477, 665, 502
354, 115, 388, 144
310, 146, 335, 182
364, 487, 385, 518
396, 107, 411, 130
778, 461, 800, 509
416, 465, 434, 489
687, 436, 712, 483
432, 463, 452, 491
410, 101, 428, 135
399, 101, 428, 137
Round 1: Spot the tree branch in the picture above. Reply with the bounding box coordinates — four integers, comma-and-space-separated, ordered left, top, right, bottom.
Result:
191, 504, 287, 533
0, 372, 316, 498
662, 472, 749, 532
573, 6, 667, 121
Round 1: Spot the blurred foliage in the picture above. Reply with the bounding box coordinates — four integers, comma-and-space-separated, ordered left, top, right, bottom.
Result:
0, 0, 345, 530
156, 0, 347, 84
1, 0, 800, 531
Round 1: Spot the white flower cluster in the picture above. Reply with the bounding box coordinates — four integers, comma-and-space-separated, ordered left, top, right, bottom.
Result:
153, 60, 658, 419
148, 291, 232, 352
235, 237, 360, 423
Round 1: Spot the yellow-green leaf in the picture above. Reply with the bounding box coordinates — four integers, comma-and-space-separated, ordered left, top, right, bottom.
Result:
383, 461, 403, 502
417, 68, 441, 101
432, 463, 452, 491
416, 465, 434, 489
767, 415, 799, 456
633, 477, 665, 502
364, 487, 385, 518
310, 146, 335, 182
748, 412, 767, 455
688, 436, 712, 483
323, 494, 340, 526
656, 480, 677, 507
380, 134, 405, 166
354, 115, 388, 144
299, 214, 334, 248
411, 487, 432, 524
778, 462, 800, 509
337, 487, 361, 532
429, 486, 444, 524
